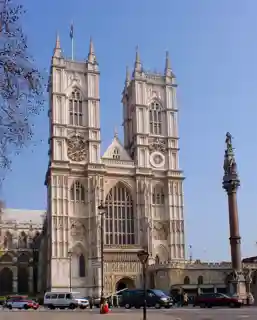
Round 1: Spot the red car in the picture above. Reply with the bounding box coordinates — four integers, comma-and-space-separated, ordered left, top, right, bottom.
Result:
194, 293, 242, 308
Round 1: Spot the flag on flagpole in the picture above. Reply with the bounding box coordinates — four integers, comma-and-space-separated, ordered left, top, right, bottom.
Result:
70, 22, 74, 39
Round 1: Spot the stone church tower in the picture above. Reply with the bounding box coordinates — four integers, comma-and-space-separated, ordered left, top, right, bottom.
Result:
44, 35, 185, 296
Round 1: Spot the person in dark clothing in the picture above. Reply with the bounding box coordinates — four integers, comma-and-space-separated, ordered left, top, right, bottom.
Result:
89, 296, 93, 309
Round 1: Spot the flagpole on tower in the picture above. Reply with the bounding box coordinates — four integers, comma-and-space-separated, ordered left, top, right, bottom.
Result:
70, 21, 74, 60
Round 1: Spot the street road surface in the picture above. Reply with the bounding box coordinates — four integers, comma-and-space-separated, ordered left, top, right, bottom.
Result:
1, 306, 257, 319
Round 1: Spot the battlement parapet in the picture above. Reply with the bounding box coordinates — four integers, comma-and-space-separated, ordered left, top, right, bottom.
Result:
149, 260, 257, 272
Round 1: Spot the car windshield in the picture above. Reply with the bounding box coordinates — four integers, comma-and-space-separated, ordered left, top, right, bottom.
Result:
151, 290, 168, 297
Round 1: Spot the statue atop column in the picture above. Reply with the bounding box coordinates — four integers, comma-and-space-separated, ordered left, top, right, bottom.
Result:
223, 132, 240, 192
222, 132, 253, 304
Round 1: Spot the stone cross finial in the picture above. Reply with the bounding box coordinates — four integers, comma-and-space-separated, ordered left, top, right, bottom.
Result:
114, 127, 118, 138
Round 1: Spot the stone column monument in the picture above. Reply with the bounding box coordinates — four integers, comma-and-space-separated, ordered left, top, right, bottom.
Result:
222, 132, 252, 303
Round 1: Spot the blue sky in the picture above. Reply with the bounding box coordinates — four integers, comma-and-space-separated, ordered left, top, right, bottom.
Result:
2, 0, 257, 262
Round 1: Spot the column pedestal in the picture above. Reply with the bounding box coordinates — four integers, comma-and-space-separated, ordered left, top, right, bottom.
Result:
228, 271, 247, 303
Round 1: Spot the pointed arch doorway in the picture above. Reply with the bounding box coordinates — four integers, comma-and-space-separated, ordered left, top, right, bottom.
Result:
0, 268, 13, 295
116, 277, 135, 292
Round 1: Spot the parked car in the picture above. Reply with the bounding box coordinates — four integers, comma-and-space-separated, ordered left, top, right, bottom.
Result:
194, 293, 242, 308
4, 297, 39, 310
44, 292, 88, 309
119, 289, 173, 309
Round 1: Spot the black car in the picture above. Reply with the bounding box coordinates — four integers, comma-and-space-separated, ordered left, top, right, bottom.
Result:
119, 289, 173, 309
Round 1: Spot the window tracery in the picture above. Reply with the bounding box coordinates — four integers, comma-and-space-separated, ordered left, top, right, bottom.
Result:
69, 89, 83, 126
70, 181, 85, 202
105, 183, 135, 245
149, 101, 162, 135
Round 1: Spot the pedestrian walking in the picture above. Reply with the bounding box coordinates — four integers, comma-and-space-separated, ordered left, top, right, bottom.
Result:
89, 296, 93, 310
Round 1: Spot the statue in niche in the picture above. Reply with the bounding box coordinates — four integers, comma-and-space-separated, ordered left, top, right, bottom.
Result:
155, 254, 160, 264
3, 231, 13, 249
18, 232, 27, 248
70, 220, 86, 240
153, 222, 168, 240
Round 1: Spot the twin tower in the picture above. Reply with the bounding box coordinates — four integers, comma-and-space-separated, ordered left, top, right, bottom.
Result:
44, 34, 185, 295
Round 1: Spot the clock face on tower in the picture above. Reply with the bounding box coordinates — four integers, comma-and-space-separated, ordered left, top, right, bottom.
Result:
150, 151, 165, 168
67, 135, 87, 162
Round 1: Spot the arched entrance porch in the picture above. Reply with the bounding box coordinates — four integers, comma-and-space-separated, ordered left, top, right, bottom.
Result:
0, 267, 13, 295
116, 277, 135, 292
18, 267, 28, 294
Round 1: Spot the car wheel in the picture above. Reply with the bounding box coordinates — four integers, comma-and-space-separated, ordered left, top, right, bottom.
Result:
155, 303, 161, 309
125, 303, 131, 309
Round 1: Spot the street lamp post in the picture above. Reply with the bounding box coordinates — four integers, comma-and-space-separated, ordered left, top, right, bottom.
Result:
98, 201, 107, 304
68, 250, 72, 291
137, 249, 149, 320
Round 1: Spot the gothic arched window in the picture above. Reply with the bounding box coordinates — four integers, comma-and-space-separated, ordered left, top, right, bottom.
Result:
197, 275, 204, 285
105, 183, 135, 245
152, 184, 165, 205
69, 89, 83, 126
78, 254, 85, 277
184, 276, 190, 285
112, 148, 120, 160
149, 101, 162, 135
70, 181, 85, 202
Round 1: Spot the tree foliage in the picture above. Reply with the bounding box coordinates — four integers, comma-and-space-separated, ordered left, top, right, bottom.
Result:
0, 0, 45, 178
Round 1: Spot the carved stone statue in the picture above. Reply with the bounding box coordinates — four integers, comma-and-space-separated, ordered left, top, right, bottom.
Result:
232, 270, 239, 281
3, 231, 13, 249
153, 221, 168, 240
245, 269, 252, 283
18, 232, 27, 249
225, 132, 233, 153
223, 132, 238, 176
70, 220, 86, 240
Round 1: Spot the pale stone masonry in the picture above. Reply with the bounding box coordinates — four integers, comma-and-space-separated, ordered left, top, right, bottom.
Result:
43, 35, 185, 296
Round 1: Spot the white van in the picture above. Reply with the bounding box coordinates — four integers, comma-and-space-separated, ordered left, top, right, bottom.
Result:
44, 292, 89, 310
